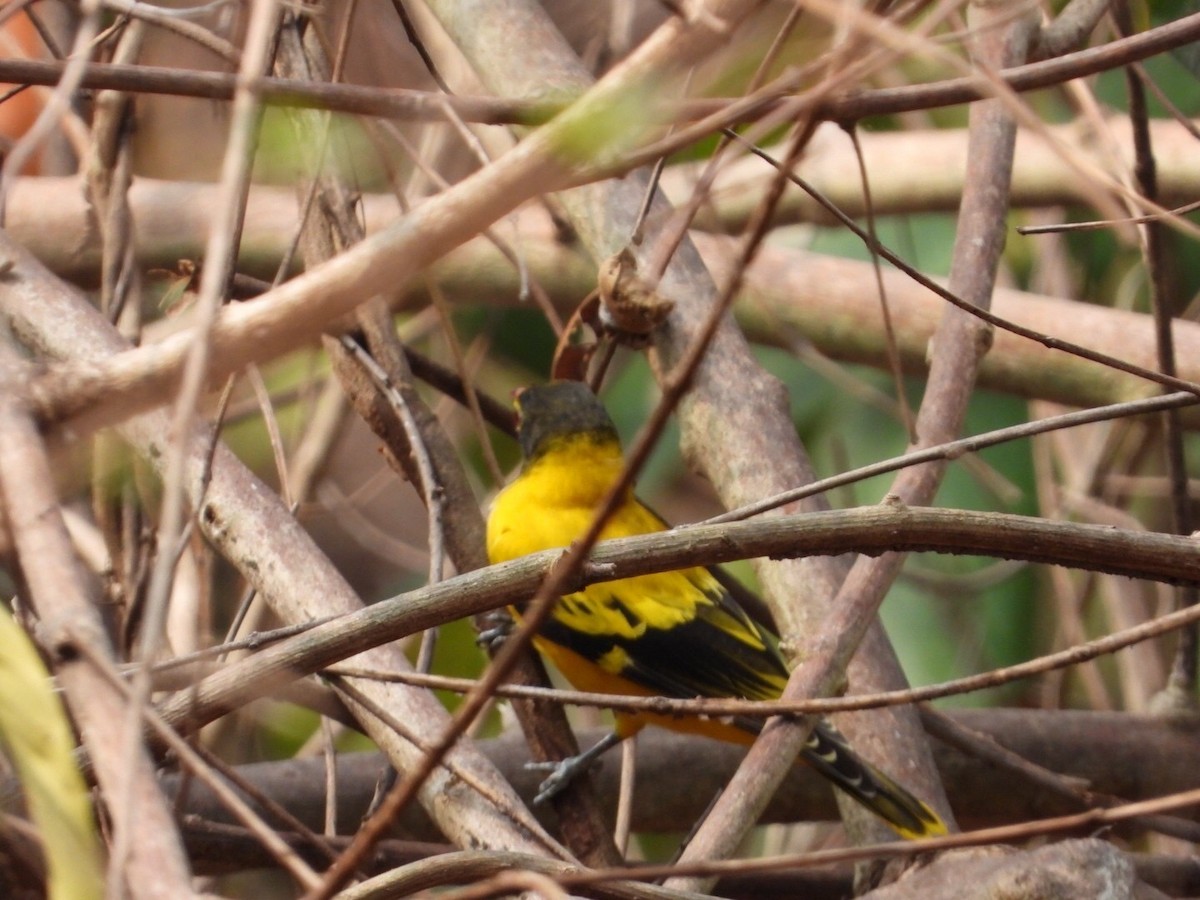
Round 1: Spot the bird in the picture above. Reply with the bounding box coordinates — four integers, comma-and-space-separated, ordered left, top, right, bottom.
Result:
486, 380, 947, 839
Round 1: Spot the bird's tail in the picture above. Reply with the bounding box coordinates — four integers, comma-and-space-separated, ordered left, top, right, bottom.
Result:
801, 721, 948, 839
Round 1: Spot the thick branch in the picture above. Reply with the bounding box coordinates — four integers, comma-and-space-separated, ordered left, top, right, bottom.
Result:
148, 503, 1200, 741
0, 337, 193, 897
170, 710, 1200, 839
10, 177, 1200, 422
13, 114, 1200, 277
0, 231, 561, 860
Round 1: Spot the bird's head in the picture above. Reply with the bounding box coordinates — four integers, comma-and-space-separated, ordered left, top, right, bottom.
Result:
513, 381, 620, 463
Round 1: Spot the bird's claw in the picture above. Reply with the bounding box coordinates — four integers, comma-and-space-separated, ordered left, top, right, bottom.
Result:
475, 612, 514, 653
528, 758, 588, 806
526, 756, 595, 805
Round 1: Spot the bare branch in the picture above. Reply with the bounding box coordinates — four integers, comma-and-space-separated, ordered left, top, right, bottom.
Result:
0, 337, 193, 896
0, 224, 565, 863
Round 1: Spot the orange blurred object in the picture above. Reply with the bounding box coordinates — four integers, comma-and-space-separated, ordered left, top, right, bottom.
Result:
0, 14, 47, 174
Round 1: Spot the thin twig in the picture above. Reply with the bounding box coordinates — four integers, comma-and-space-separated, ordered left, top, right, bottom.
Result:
673, 9, 1035, 870
844, 122, 915, 441
337, 333, 446, 600
0, 15, 1197, 127
321, 580, 1200, 716
728, 132, 1200, 400
919, 707, 1200, 842
73, 635, 325, 890
1115, 9, 1199, 705
100, 0, 240, 63
0, 0, 104, 218
121, 7, 282, 878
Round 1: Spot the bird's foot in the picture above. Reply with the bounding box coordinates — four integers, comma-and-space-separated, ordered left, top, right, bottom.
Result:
475, 611, 514, 653
526, 731, 623, 805
527, 755, 595, 805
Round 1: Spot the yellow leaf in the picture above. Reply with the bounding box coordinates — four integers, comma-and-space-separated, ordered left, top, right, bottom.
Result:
0, 608, 103, 899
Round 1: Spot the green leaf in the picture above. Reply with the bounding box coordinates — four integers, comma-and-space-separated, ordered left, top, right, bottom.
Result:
0, 607, 104, 899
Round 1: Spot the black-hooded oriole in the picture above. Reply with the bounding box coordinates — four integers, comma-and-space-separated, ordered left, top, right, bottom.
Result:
487, 380, 946, 839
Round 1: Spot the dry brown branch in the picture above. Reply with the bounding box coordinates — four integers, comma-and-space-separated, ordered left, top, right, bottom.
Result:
97, 0, 240, 63
11, 174, 1200, 421
2, 1, 1199, 894
167, 710, 1200, 843
326, 575, 1200, 720
175, 820, 1200, 897
15, 13, 1200, 444
1116, 6, 1200, 704
269, 10, 618, 867
674, 2, 1037, 870
135, 501, 1200, 749
74, 639, 325, 889
177, 823, 1198, 897
115, 15, 280, 887
12, 114, 1200, 273
202, 788, 1200, 899
1, 13, 1197, 126
0, 228, 564, 863
674, 117, 1200, 230
857, 839, 1141, 900
0, 335, 193, 895
412, 0, 944, 873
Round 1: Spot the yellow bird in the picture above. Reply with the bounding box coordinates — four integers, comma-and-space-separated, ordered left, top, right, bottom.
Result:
487, 380, 947, 839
